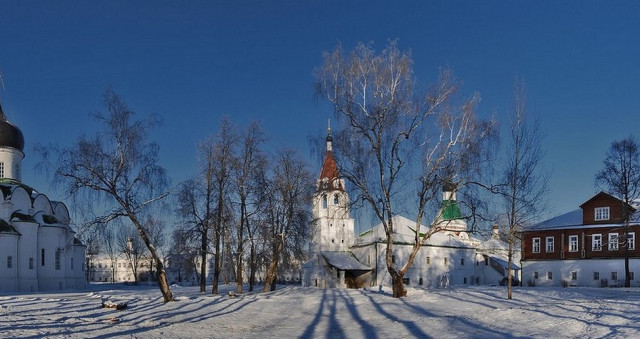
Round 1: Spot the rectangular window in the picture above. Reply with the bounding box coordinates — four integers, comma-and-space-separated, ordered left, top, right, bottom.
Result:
402, 277, 410, 285
534, 271, 539, 279
612, 272, 618, 280
41, 249, 45, 266
609, 233, 619, 251
7, 256, 12, 269
569, 235, 578, 252
460, 258, 465, 266
0, 162, 5, 178
594, 272, 600, 280
426, 256, 431, 265
29, 257, 34, 270
630, 272, 635, 280
547, 271, 553, 280
629, 232, 636, 250
71, 257, 74, 270
532, 238, 541, 253
546, 237, 554, 253
595, 207, 610, 221
593, 234, 602, 251
55, 249, 61, 270
444, 257, 448, 265
571, 271, 577, 280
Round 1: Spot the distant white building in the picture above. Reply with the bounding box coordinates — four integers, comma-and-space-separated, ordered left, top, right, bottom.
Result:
302, 125, 519, 289
0, 100, 86, 292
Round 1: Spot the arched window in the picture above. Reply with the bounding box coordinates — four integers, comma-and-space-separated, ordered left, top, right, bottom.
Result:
322, 194, 327, 209
333, 194, 339, 205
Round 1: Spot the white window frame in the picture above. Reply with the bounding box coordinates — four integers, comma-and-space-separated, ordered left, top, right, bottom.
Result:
532, 237, 541, 253
593, 234, 602, 251
569, 235, 578, 252
595, 207, 610, 221
628, 232, 635, 250
545, 236, 554, 253
571, 271, 577, 280
609, 233, 619, 251
547, 271, 553, 280
611, 271, 618, 281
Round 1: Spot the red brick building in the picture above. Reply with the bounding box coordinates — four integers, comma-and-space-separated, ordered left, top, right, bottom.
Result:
522, 192, 640, 287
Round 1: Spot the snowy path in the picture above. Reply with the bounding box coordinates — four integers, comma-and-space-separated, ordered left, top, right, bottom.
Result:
1, 284, 640, 338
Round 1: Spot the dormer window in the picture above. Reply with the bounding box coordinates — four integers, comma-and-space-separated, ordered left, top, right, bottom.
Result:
595, 207, 610, 221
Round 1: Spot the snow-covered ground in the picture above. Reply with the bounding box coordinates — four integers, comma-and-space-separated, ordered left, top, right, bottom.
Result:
1, 283, 639, 338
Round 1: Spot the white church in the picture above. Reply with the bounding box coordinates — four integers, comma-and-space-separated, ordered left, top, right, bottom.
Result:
0, 99, 86, 292
302, 127, 519, 289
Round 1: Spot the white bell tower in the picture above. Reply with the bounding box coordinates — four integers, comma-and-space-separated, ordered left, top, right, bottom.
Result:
310, 123, 355, 253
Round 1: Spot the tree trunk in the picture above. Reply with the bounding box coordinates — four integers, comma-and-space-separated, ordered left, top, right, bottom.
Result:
236, 202, 245, 294
199, 229, 207, 292
212, 229, 220, 294
390, 271, 405, 298
507, 238, 513, 299
625, 228, 631, 287
385, 231, 406, 298
263, 239, 282, 292
249, 242, 256, 292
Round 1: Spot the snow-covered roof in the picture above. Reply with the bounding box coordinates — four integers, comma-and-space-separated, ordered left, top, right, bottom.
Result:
357, 215, 474, 248
530, 208, 640, 231
477, 238, 508, 252
489, 255, 520, 270
321, 252, 371, 270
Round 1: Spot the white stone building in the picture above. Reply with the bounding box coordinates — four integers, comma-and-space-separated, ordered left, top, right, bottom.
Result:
302, 126, 519, 289
0, 100, 86, 292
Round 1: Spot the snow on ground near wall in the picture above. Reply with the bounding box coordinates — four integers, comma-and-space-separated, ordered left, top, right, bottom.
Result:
1, 284, 640, 338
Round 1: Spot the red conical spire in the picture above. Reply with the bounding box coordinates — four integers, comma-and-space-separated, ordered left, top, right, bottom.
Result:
318, 121, 343, 191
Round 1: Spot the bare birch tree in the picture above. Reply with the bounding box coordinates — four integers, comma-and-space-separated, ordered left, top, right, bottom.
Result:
232, 122, 267, 293
36, 89, 174, 302
315, 41, 494, 297
262, 149, 313, 292
500, 81, 548, 299
209, 118, 238, 294
596, 136, 640, 288
118, 225, 146, 283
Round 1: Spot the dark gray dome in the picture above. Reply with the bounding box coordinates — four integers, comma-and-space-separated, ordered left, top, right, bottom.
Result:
442, 180, 456, 192
0, 102, 24, 152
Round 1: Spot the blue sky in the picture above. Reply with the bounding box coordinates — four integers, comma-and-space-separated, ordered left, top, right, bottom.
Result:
1, 1, 640, 221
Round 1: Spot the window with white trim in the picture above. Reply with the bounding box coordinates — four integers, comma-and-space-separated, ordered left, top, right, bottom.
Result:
532, 237, 541, 253
595, 207, 610, 221
545, 236, 554, 253
571, 271, 577, 280
609, 233, 619, 251
569, 235, 578, 252
628, 232, 635, 250
592, 234, 602, 251
547, 271, 553, 280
